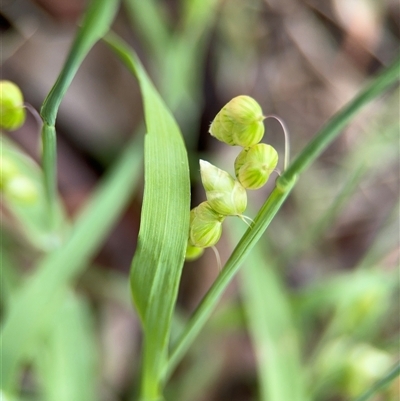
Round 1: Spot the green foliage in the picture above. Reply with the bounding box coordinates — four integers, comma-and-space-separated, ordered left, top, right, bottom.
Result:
1, 136, 66, 249
36, 293, 98, 401
0, 133, 142, 392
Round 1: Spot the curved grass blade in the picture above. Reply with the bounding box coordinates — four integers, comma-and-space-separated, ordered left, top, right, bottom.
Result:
39, 0, 119, 222
0, 133, 143, 392
104, 33, 191, 400
165, 54, 400, 379
123, 0, 170, 59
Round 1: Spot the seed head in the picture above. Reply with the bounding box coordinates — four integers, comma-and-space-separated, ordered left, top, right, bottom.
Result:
4, 176, 39, 204
185, 242, 205, 261
0, 156, 19, 188
189, 201, 224, 248
200, 160, 247, 216
0, 81, 26, 131
234, 144, 278, 189
209, 95, 265, 147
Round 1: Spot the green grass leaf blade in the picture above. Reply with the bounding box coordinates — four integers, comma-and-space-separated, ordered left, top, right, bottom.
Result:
104, 33, 191, 400
239, 243, 308, 401
0, 133, 143, 392
165, 54, 400, 379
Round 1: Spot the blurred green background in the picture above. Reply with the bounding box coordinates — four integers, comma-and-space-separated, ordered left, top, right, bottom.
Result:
1, 0, 399, 400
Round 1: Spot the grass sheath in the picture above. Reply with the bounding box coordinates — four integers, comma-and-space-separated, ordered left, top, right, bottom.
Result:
40, 123, 57, 223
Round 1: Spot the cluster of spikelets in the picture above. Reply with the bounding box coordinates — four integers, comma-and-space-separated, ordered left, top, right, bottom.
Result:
186, 95, 279, 261
0, 81, 39, 204
0, 81, 26, 131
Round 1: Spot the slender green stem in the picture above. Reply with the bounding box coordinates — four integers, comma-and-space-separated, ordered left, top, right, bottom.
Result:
40, 0, 120, 124
352, 362, 400, 401
164, 54, 400, 379
39, 0, 119, 225
278, 54, 400, 189
164, 182, 296, 380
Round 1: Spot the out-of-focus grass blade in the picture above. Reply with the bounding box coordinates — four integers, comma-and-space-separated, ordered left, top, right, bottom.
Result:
293, 269, 397, 342
125, 0, 219, 144
104, 33, 190, 400
324, 273, 394, 342
352, 362, 400, 401
0, 245, 20, 309
158, 0, 220, 111
165, 54, 400, 379
277, 164, 366, 266
36, 292, 97, 401
243, 267, 302, 401
0, 133, 143, 392
1, 135, 66, 249
238, 231, 308, 401
39, 0, 119, 219
357, 200, 400, 270
164, 347, 223, 401
0, 391, 38, 401
123, 0, 169, 58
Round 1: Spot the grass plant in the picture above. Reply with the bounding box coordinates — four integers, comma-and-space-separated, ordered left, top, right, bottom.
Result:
1, 0, 399, 400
